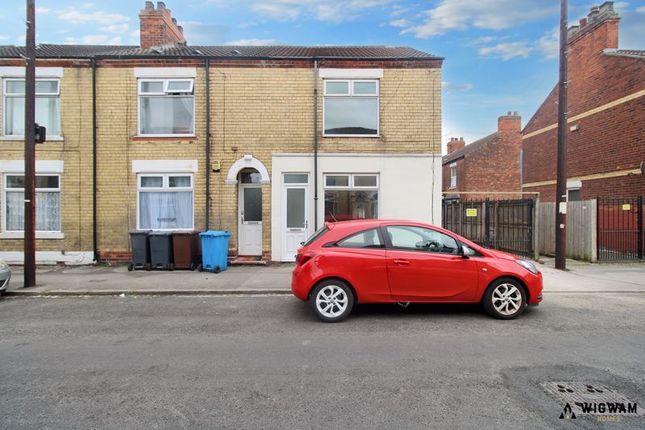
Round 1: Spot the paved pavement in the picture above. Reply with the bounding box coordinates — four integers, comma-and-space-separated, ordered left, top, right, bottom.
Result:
1, 294, 644, 429
5, 258, 645, 296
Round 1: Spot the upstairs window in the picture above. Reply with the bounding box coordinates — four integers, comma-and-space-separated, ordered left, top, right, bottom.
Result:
323, 80, 379, 136
450, 163, 457, 189
138, 79, 194, 136
3, 79, 61, 137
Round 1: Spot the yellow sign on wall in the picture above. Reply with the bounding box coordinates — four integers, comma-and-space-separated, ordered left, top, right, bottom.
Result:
622, 204, 631, 211
466, 208, 478, 217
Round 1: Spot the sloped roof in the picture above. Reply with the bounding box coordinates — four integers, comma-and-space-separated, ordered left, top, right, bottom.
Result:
0, 44, 441, 60
442, 132, 498, 165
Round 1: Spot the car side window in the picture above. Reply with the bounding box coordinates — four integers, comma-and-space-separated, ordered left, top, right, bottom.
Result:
385, 226, 459, 254
336, 228, 383, 249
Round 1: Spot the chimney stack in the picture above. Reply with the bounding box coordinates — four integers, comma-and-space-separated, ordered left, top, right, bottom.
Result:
447, 137, 466, 154
139, 1, 186, 49
498, 112, 521, 133
567, 2, 619, 49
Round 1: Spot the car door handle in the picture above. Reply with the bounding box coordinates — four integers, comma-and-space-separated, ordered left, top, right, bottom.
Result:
393, 259, 410, 266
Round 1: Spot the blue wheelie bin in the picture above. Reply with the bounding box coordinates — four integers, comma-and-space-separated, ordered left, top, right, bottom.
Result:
199, 231, 231, 273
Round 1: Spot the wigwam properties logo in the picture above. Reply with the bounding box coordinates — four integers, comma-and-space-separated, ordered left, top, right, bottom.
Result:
559, 403, 576, 420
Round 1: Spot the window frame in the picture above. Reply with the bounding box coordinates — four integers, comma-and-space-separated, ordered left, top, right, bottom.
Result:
334, 227, 384, 249
136, 173, 194, 231
2, 78, 62, 138
449, 163, 457, 189
382, 225, 461, 255
137, 78, 196, 138
323, 173, 380, 221
322, 79, 380, 138
3, 173, 61, 233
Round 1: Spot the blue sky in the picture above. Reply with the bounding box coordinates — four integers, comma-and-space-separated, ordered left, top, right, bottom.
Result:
1, 0, 643, 150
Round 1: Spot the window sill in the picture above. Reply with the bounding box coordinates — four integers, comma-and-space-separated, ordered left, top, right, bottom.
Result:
132, 135, 197, 142
322, 134, 381, 138
0, 135, 64, 142
0, 231, 64, 240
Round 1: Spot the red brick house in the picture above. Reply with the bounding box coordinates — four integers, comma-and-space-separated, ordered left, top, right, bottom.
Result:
522, 1, 645, 201
442, 113, 523, 199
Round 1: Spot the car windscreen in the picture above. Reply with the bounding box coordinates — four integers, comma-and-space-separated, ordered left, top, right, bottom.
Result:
302, 226, 329, 246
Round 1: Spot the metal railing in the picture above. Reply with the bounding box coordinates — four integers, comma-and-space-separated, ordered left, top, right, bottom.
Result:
597, 196, 644, 261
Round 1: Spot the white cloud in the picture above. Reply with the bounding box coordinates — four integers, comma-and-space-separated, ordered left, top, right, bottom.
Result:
478, 41, 532, 60
64, 34, 123, 45
442, 81, 474, 92
249, 0, 393, 23
0, 35, 9, 41
36, 7, 51, 14
57, 8, 131, 34
389, 18, 409, 28
535, 27, 559, 60
399, 0, 557, 38
637, 6, 645, 13
225, 38, 278, 46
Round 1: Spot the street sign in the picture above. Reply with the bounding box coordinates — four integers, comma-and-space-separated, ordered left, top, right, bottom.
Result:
466, 208, 478, 217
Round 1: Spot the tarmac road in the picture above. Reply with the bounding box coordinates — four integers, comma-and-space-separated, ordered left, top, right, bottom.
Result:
1, 293, 644, 429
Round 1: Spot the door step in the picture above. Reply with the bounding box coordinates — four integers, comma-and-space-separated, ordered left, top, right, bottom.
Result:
229, 256, 268, 266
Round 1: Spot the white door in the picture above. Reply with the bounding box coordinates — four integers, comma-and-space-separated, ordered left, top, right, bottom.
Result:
239, 184, 262, 255
283, 174, 309, 261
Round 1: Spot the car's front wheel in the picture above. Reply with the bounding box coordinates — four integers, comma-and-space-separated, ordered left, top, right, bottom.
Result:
483, 278, 527, 319
310, 280, 354, 323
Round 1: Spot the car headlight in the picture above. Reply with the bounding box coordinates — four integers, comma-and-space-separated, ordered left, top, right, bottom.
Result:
516, 259, 539, 274
0, 261, 8, 270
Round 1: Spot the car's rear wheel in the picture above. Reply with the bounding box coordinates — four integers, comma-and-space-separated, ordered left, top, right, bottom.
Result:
483, 278, 527, 319
310, 280, 354, 323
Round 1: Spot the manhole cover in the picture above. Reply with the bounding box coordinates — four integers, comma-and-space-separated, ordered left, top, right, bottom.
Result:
543, 382, 642, 417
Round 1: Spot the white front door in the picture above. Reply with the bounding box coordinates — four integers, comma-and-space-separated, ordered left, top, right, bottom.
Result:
282, 175, 309, 261
239, 184, 262, 255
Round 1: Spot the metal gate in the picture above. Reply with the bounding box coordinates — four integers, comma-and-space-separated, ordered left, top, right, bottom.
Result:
442, 198, 535, 258
597, 196, 644, 261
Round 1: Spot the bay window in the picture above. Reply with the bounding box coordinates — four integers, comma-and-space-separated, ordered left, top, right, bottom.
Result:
4, 174, 60, 232
324, 174, 378, 222
323, 79, 379, 136
138, 79, 195, 136
138, 174, 193, 230
3, 79, 61, 137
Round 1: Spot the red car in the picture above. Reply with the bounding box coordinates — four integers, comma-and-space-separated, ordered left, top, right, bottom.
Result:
292, 220, 543, 322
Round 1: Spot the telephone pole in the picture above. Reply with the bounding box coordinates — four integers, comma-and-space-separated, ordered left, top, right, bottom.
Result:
555, 0, 568, 270
24, 0, 37, 287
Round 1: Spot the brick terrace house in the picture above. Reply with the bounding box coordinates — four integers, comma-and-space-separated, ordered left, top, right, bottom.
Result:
442, 112, 523, 199
0, 1, 443, 264
522, 1, 644, 201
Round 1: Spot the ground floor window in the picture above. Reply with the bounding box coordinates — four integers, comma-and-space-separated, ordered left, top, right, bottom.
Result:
4, 174, 60, 232
138, 173, 193, 230
324, 174, 378, 222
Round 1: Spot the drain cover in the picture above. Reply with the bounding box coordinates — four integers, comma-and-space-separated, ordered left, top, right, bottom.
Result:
543, 382, 642, 416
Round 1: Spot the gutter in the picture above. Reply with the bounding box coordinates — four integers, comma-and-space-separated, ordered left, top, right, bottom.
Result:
313, 59, 319, 230
91, 58, 98, 262
205, 59, 211, 230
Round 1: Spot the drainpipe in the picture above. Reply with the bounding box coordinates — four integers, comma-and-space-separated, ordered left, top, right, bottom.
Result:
313, 59, 319, 230
91, 58, 99, 262
205, 59, 211, 230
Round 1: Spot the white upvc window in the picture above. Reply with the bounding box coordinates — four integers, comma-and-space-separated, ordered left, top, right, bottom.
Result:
323, 79, 379, 137
450, 163, 457, 189
138, 79, 195, 136
3, 78, 61, 137
4, 174, 61, 232
137, 173, 194, 230
323, 174, 379, 222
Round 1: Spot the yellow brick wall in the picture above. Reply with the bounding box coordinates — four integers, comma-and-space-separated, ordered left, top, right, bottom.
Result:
0, 67, 94, 255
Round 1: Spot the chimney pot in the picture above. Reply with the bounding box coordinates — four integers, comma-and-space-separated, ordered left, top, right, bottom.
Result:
157, 1, 166, 9
140, 1, 186, 49
579, 17, 587, 27
172, 17, 177, 24
145, 1, 154, 9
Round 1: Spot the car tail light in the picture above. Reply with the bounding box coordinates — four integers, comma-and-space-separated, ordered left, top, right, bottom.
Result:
296, 252, 315, 266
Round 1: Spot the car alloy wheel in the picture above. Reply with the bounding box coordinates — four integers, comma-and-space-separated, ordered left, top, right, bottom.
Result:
484, 278, 527, 319
310, 280, 354, 322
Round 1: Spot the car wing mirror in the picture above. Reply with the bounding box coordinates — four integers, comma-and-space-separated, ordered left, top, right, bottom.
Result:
458, 245, 470, 259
